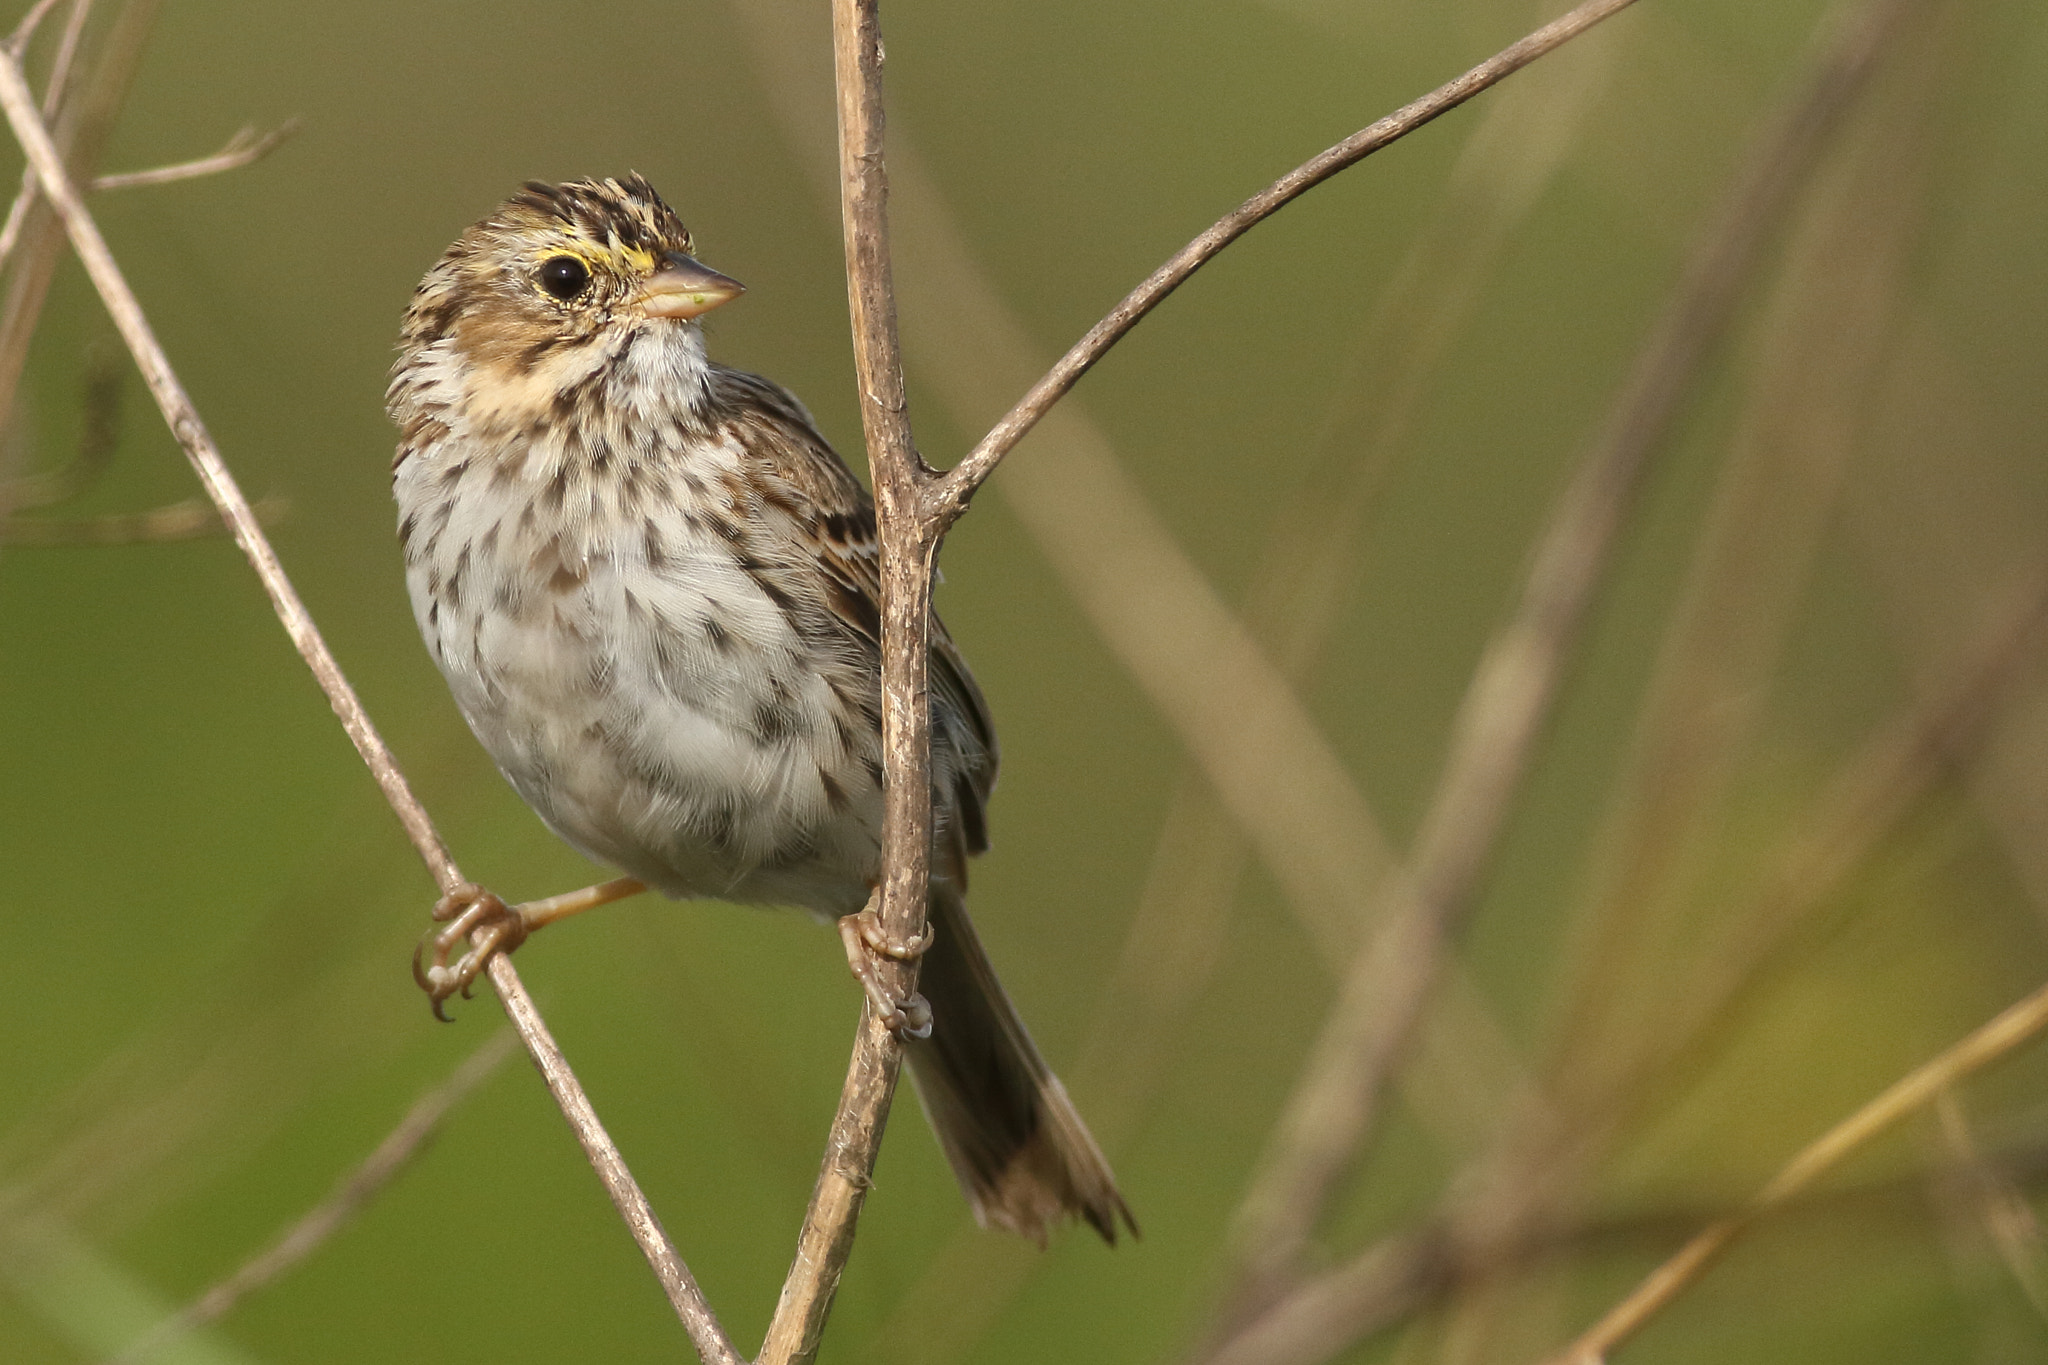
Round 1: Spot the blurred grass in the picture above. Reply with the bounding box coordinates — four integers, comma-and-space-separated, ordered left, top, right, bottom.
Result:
3, 0, 2048, 1362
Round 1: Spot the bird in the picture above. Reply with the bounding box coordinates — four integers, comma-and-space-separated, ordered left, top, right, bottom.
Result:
387, 174, 1132, 1244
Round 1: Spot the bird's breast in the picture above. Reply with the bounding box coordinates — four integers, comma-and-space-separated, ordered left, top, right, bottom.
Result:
392, 431, 884, 913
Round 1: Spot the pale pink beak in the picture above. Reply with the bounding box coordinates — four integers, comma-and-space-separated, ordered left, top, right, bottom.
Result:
641, 252, 745, 319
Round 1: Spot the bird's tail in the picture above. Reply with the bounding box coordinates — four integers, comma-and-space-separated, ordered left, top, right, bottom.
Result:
903, 880, 1135, 1244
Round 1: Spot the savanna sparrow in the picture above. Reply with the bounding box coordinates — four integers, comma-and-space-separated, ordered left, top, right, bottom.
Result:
388, 176, 1131, 1242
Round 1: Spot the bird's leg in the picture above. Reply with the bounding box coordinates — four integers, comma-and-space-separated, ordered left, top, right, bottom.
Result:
838, 894, 934, 1039
413, 877, 648, 1019
518, 876, 651, 930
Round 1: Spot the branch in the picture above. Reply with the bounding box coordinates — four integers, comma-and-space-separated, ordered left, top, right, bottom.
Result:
0, 491, 286, 544
759, 4, 927, 1360
0, 0, 136, 432
0, 42, 454, 917
1544, 976, 2048, 1365
1198, 509, 2048, 1365
924, 0, 1646, 529
0, 0, 96, 266
1210, 0, 1917, 1326
1932, 1090, 2048, 1321
757, 2, 1653, 1352
0, 44, 740, 1365
1195, 1124, 2048, 1365
103, 1031, 518, 1365
91, 118, 298, 191
5, 0, 69, 55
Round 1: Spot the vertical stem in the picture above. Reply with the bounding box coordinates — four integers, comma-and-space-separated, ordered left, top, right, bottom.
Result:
833, 0, 936, 953
761, 4, 933, 1360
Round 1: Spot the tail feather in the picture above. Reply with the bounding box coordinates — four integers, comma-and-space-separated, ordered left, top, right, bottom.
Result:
903, 881, 1135, 1244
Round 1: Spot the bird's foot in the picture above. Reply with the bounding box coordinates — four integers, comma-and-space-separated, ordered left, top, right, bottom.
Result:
850, 903, 935, 962
413, 882, 529, 1020
838, 907, 934, 1040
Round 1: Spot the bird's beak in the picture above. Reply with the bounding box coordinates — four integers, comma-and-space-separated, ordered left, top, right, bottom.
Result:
641, 253, 745, 319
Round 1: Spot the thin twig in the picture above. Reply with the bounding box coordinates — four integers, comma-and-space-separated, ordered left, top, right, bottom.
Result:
0, 45, 740, 1365
37, 0, 89, 112
1, 492, 286, 544
1933, 1090, 2048, 1322
750, 1, 1647, 1353
925, 0, 1646, 529
0, 0, 122, 432
758, 4, 925, 1361
1210, 0, 1915, 1327
0, 43, 453, 897
485, 956, 742, 1365
102, 1031, 518, 1365
92, 118, 298, 190
5, 0, 67, 54
1197, 455, 2045, 1365
0, 0, 93, 268
1194, 1125, 2048, 1365
1544, 977, 2048, 1365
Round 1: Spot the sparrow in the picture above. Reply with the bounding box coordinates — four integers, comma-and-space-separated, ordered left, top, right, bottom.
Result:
387, 175, 1131, 1243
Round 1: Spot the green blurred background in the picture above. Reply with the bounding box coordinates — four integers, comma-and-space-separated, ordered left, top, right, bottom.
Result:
6, 0, 2048, 1361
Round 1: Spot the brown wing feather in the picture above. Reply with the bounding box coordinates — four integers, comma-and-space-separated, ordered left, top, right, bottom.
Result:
705, 364, 998, 854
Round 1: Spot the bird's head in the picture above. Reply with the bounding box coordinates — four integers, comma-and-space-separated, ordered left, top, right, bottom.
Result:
395, 174, 744, 433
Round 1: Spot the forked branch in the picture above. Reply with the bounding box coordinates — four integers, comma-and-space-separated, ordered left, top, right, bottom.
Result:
764, 0, 1662, 1357
3, 0, 1707, 1359
925, 0, 1648, 528
104, 1032, 519, 1365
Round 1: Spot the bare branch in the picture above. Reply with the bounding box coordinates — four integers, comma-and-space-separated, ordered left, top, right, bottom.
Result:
0, 41, 454, 888
92, 118, 298, 191
1210, 0, 1918, 1327
102, 1032, 518, 1365
1199, 532, 2048, 1365
35, 0, 90, 112
5, 0, 69, 55
1, 492, 286, 544
759, 1011, 904, 1365
759, 4, 927, 1359
1933, 1091, 2048, 1322
0, 0, 129, 431
0, 44, 739, 1365
1545, 977, 2048, 1364
832, 0, 932, 958
1197, 1126, 2048, 1365
0, 0, 94, 265
484, 956, 742, 1365
926, 0, 1645, 528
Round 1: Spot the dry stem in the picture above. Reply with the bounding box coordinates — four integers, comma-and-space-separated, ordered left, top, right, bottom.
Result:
925, 0, 1646, 528
0, 0, 90, 271
1, 491, 285, 543
0, 42, 739, 1365
91, 118, 298, 190
1210, 0, 1917, 1327
757, 5, 924, 1360
762, 0, 1658, 1352
1545, 977, 2048, 1364
103, 1032, 517, 1365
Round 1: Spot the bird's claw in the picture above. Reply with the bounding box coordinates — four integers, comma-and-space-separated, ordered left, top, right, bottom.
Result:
413, 882, 527, 1020
838, 908, 935, 1040
851, 904, 934, 961
883, 990, 934, 1040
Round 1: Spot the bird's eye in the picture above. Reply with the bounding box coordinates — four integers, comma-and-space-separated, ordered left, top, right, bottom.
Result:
538, 255, 591, 301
